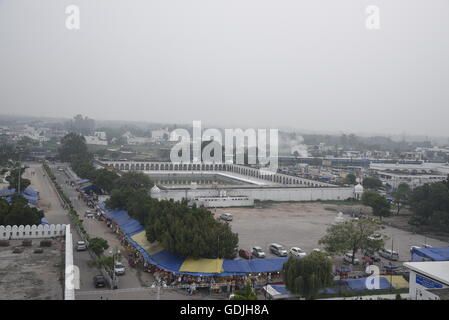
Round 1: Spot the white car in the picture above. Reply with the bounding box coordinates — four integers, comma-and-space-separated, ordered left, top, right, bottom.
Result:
114, 262, 126, 275
368, 233, 383, 241
343, 252, 360, 265
289, 247, 307, 258
76, 241, 87, 251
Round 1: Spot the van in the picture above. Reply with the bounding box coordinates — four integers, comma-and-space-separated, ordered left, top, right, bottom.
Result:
379, 249, 399, 261
269, 243, 288, 257
219, 213, 233, 222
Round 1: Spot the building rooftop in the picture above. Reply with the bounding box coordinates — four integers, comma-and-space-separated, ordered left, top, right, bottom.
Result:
404, 261, 449, 286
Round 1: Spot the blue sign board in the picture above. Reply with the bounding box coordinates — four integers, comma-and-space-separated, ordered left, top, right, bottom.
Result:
416, 274, 444, 289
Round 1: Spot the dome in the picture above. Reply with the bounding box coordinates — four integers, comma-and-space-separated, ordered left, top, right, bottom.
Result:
354, 183, 364, 193
150, 185, 161, 194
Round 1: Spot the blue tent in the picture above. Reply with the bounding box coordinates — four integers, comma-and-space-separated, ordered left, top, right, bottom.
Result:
248, 258, 288, 273
411, 247, 449, 261
344, 277, 392, 291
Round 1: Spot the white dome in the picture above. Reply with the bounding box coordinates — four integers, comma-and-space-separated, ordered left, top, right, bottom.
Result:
150, 185, 161, 194
354, 183, 364, 193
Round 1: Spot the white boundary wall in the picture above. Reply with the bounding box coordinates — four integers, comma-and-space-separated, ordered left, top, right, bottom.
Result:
64, 224, 76, 300
0, 224, 66, 240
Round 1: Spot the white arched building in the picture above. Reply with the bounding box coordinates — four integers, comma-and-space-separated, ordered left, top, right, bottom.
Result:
98, 160, 357, 205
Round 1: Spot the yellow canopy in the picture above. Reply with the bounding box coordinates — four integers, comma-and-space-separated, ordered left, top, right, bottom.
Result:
180, 258, 224, 273
381, 275, 409, 289
131, 231, 164, 255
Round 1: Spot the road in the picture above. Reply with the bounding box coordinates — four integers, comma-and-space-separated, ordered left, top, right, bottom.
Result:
23, 162, 167, 299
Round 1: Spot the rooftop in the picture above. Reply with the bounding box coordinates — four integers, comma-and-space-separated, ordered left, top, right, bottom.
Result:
403, 261, 449, 286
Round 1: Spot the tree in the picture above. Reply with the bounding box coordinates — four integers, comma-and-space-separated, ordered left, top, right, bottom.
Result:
230, 280, 258, 300
115, 171, 152, 191
6, 167, 31, 192
361, 190, 391, 219
344, 173, 356, 185
89, 237, 109, 256
319, 219, 384, 264
392, 183, 411, 215
58, 133, 92, 163
408, 180, 449, 229
282, 252, 333, 300
0, 195, 44, 226
93, 169, 119, 193
362, 177, 383, 190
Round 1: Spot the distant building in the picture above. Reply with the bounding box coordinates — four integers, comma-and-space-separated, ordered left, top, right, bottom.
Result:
84, 131, 108, 146
122, 131, 151, 145
151, 128, 169, 141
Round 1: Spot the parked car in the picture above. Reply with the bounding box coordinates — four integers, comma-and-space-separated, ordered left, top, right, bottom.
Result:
368, 233, 383, 241
114, 262, 126, 275
252, 246, 266, 258
379, 249, 399, 261
269, 243, 288, 257
239, 249, 253, 260
219, 213, 233, 222
76, 241, 87, 251
363, 251, 381, 262
93, 275, 106, 288
289, 247, 307, 258
343, 252, 360, 265
85, 210, 94, 218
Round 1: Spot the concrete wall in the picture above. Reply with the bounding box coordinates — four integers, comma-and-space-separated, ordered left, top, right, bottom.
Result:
64, 224, 76, 300
155, 186, 354, 202
0, 224, 66, 240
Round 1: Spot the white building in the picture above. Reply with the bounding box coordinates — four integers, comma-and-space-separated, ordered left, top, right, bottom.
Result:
151, 128, 170, 141
404, 261, 449, 300
122, 131, 151, 145
84, 131, 108, 145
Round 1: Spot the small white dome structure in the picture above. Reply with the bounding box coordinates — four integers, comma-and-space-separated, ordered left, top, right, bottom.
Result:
150, 185, 161, 200
354, 183, 364, 200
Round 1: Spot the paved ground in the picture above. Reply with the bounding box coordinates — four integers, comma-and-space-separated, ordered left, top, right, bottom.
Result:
215, 202, 449, 265
0, 239, 64, 300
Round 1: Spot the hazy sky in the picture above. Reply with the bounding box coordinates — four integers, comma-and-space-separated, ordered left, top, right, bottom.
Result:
0, 0, 448, 136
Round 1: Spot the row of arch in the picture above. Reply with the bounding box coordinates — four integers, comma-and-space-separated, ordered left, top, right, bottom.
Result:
103, 162, 327, 187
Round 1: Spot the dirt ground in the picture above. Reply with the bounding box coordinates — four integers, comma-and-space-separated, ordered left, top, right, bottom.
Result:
0, 239, 64, 300
214, 202, 449, 265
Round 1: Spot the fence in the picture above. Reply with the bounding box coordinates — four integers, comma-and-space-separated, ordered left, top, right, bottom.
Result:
0, 224, 66, 240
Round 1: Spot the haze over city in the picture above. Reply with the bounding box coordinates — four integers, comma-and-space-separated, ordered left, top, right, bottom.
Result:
1, 0, 449, 306
1, 0, 449, 136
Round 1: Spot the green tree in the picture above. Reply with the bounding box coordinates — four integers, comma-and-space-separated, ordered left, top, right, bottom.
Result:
93, 169, 119, 193
230, 280, 258, 300
319, 219, 384, 264
344, 173, 356, 185
392, 183, 411, 215
6, 167, 31, 192
362, 177, 383, 190
0, 195, 44, 226
408, 180, 449, 228
115, 171, 153, 191
58, 133, 92, 163
361, 190, 391, 219
282, 252, 333, 300
89, 237, 109, 256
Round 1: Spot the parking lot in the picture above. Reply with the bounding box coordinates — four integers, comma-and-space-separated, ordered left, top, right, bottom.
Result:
215, 202, 449, 265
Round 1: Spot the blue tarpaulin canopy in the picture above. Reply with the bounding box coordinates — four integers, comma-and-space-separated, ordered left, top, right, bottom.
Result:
101, 203, 287, 276
411, 247, 449, 261
344, 277, 391, 291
